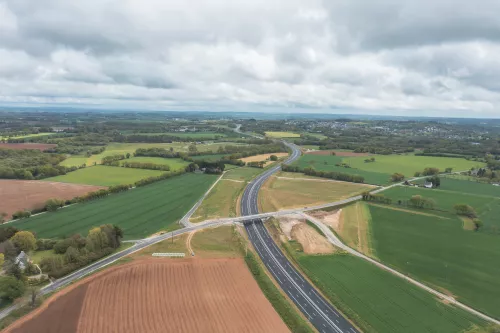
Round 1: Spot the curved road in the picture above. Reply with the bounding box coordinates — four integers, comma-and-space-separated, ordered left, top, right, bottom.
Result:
241, 142, 359, 333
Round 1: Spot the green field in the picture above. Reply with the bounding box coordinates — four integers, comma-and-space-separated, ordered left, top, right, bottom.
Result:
7, 173, 218, 240
382, 186, 500, 232
125, 131, 227, 139
369, 205, 500, 318
191, 179, 245, 222
415, 177, 500, 198
293, 155, 391, 185
46, 165, 164, 186
118, 156, 188, 171
264, 131, 301, 138
344, 155, 484, 177
223, 167, 263, 182
191, 154, 228, 161
59, 156, 89, 167
61, 142, 248, 166
302, 132, 327, 140
298, 254, 485, 333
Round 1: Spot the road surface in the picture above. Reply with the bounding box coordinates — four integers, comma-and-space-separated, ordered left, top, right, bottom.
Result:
241, 141, 360, 333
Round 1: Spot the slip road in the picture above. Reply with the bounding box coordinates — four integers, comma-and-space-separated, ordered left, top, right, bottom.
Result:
241, 142, 359, 333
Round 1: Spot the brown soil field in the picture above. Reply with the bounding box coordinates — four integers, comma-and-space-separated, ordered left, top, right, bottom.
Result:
5, 259, 289, 333
0, 143, 56, 151
0, 180, 105, 218
241, 152, 289, 167
306, 150, 371, 157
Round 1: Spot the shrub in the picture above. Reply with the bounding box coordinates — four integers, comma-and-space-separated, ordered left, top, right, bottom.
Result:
0, 276, 25, 301
12, 210, 31, 220
45, 198, 65, 212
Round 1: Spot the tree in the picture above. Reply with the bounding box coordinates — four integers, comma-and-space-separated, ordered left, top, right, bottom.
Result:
0, 253, 4, 268
473, 219, 483, 231
425, 175, 441, 187
86, 227, 109, 252
445, 167, 453, 173
29, 287, 40, 307
45, 198, 65, 212
0, 226, 19, 242
126, 153, 130, 159
422, 167, 440, 176
65, 246, 80, 263
10, 231, 37, 252
188, 144, 198, 153
0, 276, 25, 301
414, 171, 421, 177
391, 173, 405, 182
2, 241, 18, 260
454, 204, 477, 218
270, 155, 278, 161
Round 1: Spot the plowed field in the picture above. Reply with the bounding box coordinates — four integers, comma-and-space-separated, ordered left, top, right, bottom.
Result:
6, 259, 289, 333
0, 180, 105, 219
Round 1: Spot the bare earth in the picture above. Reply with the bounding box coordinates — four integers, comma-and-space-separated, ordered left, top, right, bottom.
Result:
0, 180, 106, 218
306, 150, 371, 157
309, 209, 343, 231
241, 153, 288, 166
0, 143, 57, 151
5, 259, 289, 333
278, 215, 334, 254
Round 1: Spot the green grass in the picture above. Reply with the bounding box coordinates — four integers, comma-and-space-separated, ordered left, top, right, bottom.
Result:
118, 157, 189, 171
293, 154, 391, 185
344, 155, 485, 177
124, 131, 227, 139
45, 165, 164, 186
30, 250, 64, 264
8, 173, 218, 240
415, 177, 500, 198
191, 179, 245, 222
300, 145, 320, 150
223, 167, 263, 182
369, 205, 500, 319
59, 156, 89, 167
62, 142, 247, 166
264, 131, 301, 138
298, 254, 485, 333
302, 132, 327, 140
381, 186, 500, 232
191, 154, 228, 161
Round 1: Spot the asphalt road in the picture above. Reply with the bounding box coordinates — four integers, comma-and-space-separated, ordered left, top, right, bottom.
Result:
241, 142, 359, 333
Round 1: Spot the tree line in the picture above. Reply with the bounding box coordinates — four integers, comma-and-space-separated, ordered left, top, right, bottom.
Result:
282, 164, 365, 183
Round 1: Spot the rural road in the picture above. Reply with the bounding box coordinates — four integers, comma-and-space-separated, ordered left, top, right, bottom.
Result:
241, 142, 360, 333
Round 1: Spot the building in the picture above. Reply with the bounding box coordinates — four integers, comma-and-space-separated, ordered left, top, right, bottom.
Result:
15, 251, 29, 270
424, 181, 433, 188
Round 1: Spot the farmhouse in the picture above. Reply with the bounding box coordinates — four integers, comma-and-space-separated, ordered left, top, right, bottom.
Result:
15, 251, 29, 270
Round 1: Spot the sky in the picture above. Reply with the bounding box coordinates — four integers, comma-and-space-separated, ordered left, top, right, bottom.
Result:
1, 0, 500, 117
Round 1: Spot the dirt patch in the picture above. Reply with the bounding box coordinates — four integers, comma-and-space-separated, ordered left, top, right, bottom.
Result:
278, 215, 303, 240
367, 203, 450, 220
306, 150, 371, 157
7, 285, 88, 333
309, 209, 343, 232
241, 153, 288, 167
5, 259, 289, 333
290, 224, 334, 254
0, 180, 106, 219
0, 143, 57, 151
278, 215, 334, 254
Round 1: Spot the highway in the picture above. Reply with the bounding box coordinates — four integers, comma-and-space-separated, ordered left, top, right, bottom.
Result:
241, 142, 360, 333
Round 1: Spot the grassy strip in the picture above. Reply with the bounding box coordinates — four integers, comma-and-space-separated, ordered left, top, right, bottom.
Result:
306, 220, 326, 237
243, 251, 314, 333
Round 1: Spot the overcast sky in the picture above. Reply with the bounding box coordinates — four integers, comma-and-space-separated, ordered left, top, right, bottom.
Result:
1, 0, 500, 117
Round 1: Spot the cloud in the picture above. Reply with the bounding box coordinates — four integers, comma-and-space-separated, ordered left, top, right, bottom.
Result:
0, 0, 500, 117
